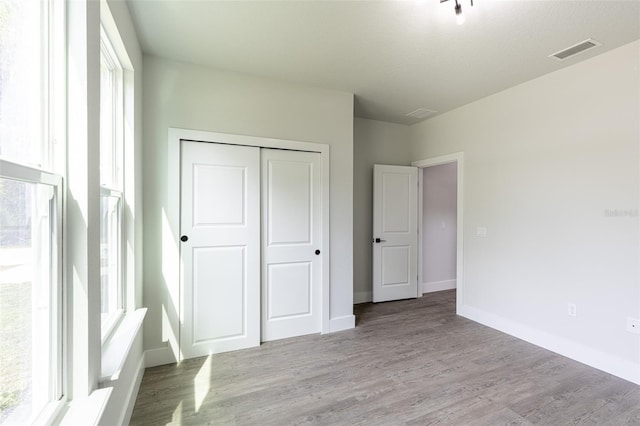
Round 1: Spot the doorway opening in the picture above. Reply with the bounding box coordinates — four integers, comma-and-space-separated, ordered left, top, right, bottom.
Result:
413, 153, 463, 313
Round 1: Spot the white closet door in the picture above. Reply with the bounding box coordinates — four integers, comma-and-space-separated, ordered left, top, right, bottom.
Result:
261, 149, 322, 341
180, 141, 260, 358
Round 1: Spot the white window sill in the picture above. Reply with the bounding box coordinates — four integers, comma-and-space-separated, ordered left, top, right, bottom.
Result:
100, 308, 146, 383
56, 388, 112, 426
5, 398, 65, 426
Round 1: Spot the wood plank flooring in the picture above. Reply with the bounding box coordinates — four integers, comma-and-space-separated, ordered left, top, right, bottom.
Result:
130, 290, 640, 425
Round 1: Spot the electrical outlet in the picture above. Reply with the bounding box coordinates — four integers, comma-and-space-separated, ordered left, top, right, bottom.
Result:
627, 317, 640, 334
568, 303, 577, 317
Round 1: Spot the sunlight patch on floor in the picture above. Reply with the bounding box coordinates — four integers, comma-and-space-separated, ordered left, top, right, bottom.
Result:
169, 400, 183, 425
193, 355, 212, 412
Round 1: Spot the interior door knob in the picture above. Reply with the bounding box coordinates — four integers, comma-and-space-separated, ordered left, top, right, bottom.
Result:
181, 235, 189, 242
315, 249, 321, 255
374, 238, 386, 243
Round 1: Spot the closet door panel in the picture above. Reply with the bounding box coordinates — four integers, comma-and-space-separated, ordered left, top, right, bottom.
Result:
180, 141, 260, 358
262, 149, 322, 341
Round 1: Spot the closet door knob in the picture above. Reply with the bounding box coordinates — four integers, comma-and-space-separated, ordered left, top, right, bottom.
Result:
315, 249, 321, 255
181, 235, 189, 242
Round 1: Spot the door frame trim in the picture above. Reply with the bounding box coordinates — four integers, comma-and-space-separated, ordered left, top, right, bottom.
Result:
169, 127, 331, 359
412, 152, 464, 314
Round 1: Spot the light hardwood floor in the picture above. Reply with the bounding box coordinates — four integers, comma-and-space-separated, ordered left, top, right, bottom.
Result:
130, 290, 640, 425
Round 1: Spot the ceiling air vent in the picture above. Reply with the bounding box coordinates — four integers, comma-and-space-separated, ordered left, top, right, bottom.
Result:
549, 38, 601, 61
406, 108, 438, 119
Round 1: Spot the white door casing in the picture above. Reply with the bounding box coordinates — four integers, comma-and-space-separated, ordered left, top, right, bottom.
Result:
171, 129, 332, 363
372, 164, 418, 303
413, 152, 464, 314
180, 141, 261, 358
261, 149, 322, 341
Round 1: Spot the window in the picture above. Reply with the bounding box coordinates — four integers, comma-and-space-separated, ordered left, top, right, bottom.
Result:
0, 0, 64, 423
100, 27, 125, 337
0, 167, 62, 425
0, 0, 48, 168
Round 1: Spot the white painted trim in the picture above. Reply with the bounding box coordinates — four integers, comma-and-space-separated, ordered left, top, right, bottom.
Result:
422, 279, 456, 294
168, 127, 332, 359
413, 153, 462, 169
58, 388, 112, 426
459, 304, 640, 385
100, 308, 146, 381
119, 354, 145, 426
66, 0, 102, 398
0, 159, 63, 186
320, 145, 331, 335
412, 152, 464, 314
144, 346, 176, 368
329, 315, 356, 333
34, 400, 66, 426
417, 169, 423, 299
170, 127, 330, 153
354, 291, 372, 304
167, 130, 181, 363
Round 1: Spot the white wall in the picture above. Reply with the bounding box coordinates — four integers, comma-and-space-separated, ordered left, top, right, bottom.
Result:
422, 162, 457, 291
353, 118, 411, 303
142, 56, 354, 360
410, 41, 640, 383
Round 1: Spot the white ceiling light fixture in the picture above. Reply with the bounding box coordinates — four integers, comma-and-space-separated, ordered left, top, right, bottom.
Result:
441, 0, 473, 25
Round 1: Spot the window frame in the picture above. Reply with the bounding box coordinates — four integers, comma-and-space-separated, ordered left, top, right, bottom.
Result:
99, 25, 126, 341
0, 0, 66, 422
0, 160, 64, 423
99, 187, 124, 341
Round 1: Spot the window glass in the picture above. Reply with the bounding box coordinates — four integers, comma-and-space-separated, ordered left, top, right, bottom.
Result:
0, 1, 62, 422
100, 194, 121, 324
99, 30, 124, 333
100, 54, 116, 188
0, 0, 48, 168
0, 177, 58, 424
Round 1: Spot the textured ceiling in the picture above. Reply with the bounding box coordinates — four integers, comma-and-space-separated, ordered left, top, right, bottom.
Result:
126, 0, 640, 125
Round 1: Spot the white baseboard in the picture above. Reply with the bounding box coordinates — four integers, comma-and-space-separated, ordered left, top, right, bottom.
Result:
458, 304, 640, 385
329, 315, 356, 332
121, 355, 145, 426
422, 279, 456, 294
354, 291, 372, 304
144, 346, 177, 368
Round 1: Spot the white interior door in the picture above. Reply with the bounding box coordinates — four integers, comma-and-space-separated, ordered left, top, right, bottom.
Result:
262, 149, 322, 341
180, 141, 260, 358
373, 164, 418, 302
